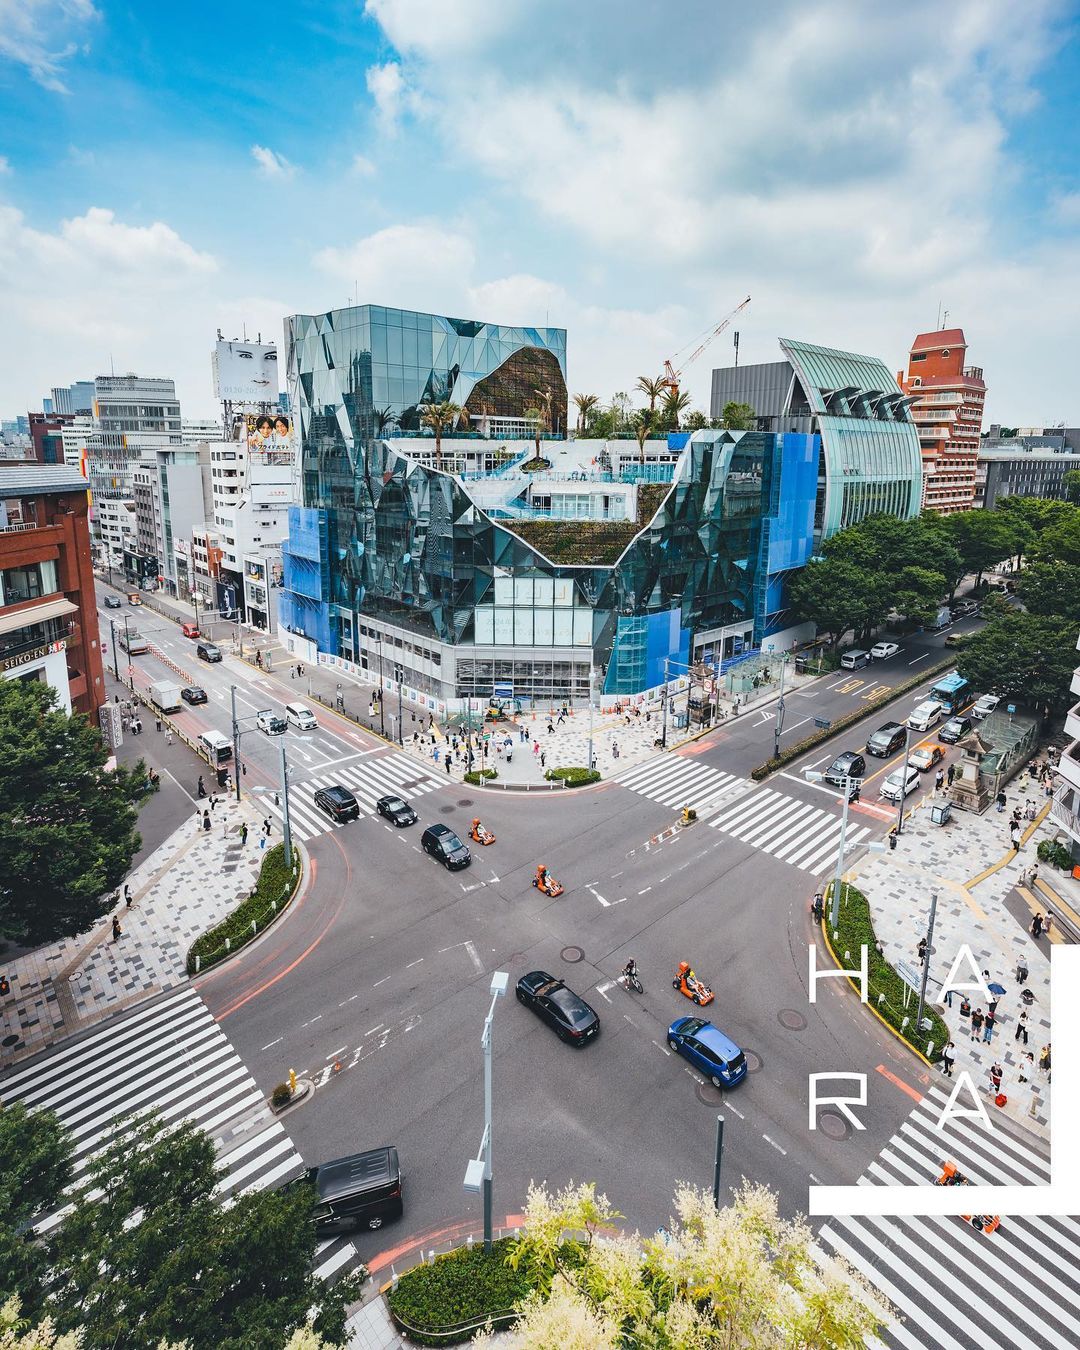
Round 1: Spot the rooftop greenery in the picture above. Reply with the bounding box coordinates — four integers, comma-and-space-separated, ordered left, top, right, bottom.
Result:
508, 482, 671, 564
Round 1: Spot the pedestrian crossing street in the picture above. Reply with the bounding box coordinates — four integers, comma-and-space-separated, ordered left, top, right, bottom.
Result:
818, 1083, 1075, 1350
709, 785, 871, 874
614, 754, 743, 811
0, 985, 361, 1284
272, 751, 443, 842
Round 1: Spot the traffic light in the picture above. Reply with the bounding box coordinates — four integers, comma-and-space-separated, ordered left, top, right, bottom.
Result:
0, 975, 10, 996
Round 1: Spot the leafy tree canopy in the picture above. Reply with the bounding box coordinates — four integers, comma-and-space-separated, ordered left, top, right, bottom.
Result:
1015, 561, 1080, 624
1063, 469, 1080, 506
942, 510, 1018, 582
46, 1113, 361, 1350
0, 1104, 74, 1314
720, 400, 755, 430
0, 681, 146, 946
787, 557, 892, 647
483, 1180, 887, 1349
893, 566, 947, 627
956, 612, 1078, 715
1032, 508, 1080, 566
682, 409, 709, 431
825, 514, 962, 592
996, 496, 1076, 559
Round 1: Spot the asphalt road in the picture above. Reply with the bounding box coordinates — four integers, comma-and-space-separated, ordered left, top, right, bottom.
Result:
98, 583, 988, 1260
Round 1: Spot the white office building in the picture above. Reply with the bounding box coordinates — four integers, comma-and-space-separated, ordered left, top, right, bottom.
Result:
132, 443, 213, 597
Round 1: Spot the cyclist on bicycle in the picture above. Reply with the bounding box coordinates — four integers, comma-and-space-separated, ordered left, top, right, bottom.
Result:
623, 958, 638, 981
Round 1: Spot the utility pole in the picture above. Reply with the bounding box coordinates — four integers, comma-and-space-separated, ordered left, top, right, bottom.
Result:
660, 658, 670, 749
772, 654, 787, 760
914, 890, 939, 1040
109, 619, 120, 680
278, 740, 293, 864
230, 685, 242, 802
396, 666, 404, 745
464, 973, 508, 1254
122, 614, 134, 691
586, 664, 595, 773
192, 589, 201, 632
895, 725, 913, 836
712, 1113, 725, 1210
830, 776, 856, 930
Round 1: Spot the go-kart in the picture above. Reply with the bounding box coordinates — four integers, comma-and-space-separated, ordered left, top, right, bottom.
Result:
532, 866, 564, 898
936, 1161, 1000, 1233
470, 819, 496, 846
673, 961, 714, 1006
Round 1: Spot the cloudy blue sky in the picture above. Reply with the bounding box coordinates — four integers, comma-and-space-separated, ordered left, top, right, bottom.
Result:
1, 0, 1078, 421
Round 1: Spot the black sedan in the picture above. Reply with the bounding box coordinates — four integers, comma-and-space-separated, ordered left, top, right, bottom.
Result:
103, 595, 122, 609
516, 971, 600, 1046
377, 794, 417, 826
181, 686, 208, 706
939, 715, 972, 744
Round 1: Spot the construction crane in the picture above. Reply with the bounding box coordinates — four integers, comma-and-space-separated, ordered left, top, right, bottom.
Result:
662, 295, 751, 401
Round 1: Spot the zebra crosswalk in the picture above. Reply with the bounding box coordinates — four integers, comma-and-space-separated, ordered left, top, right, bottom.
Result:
613, 754, 743, 811
272, 751, 443, 842
709, 785, 870, 873
818, 1084, 1075, 1350
0, 985, 361, 1283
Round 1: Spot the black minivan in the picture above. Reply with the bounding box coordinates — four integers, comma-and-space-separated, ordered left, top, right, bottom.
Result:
866, 722, 907, 757
421, 823, 471, 870
304, 1146, 403, 1233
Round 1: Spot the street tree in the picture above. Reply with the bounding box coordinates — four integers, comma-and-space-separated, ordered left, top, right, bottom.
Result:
484, 1179, 887, 1348
0, 681, 146, 946
1032, 508, 1080, 567
0, 1103, 74, 1314
828, 515, 961, 593
944, 510, 1019, 586
892, 566, 947, 627
788, 557, 891, 648
995, 496, 1076, 565
48, 1112, 362, 1349
956, 612, 1078, 716
682, 409, 709, 430
1015, 560, 1080, 623
1063, 469, 1080, 505
720, 400, 755, 430
660, 388, 691, 430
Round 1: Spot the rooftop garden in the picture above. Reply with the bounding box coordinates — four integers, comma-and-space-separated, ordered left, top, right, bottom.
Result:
507, 482, 671, 564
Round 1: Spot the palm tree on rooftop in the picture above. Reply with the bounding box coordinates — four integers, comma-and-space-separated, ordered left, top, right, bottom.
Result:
573, 392, 600, 435
661, 388, 691, 430
418, 400, 467, 467
633, 409, 652, 469
635, 374, 668, 415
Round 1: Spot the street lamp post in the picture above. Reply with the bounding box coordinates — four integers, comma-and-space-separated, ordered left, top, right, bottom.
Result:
914, 889, 939, 1040
586, 663, 595, 773
773, 654, 788, 760
396, 666, 404, 746
895, 724, 913, 837
230, 685, 242, 802
122, 614, 134, 691
191, 589, 201, 633
803, 768, 860, 930
712, 1113, 726, 1211
277, 740, 293, 864
660, 658, 670, 749
464, 971, 509, 1253
109, 619, 120, 681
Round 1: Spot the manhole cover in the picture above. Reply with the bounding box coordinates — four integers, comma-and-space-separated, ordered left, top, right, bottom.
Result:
743, 1049, 763, 1074
561, 946, 584, 963
457, 798, 474, 807
816, 1110, 852, 1141
695, 1082, 725, 1106
508, 951, 526, 965
2, 1034, 21, 1048
778, 1009, 807, 1031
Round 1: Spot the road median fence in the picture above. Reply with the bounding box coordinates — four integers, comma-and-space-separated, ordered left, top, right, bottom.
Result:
820, 881, 946, 1063
750, 656, 955, 781
186, 842, 301, 975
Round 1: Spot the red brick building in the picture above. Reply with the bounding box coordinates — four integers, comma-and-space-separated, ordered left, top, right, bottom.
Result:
0, 466, 106, 719
898, 328, 986, 514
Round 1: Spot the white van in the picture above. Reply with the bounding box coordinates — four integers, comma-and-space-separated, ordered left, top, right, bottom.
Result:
907, 700, 943, 732
198, 729, 233, 763
840, 649, 870, 670
285, 702, 319, 730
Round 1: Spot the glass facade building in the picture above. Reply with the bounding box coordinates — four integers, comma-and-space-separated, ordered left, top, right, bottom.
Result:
281, 315, 921, 709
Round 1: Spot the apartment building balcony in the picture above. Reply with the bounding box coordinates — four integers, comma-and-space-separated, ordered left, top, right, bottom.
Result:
1049, 781, 1080, 846
1059, 737, 1080, 796
918, 426, 951, 441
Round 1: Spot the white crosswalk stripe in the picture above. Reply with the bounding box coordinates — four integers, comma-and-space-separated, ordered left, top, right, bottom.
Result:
709, 786, 870, 873
265, 752, 444, 842
818, 1084, 1075, 1350
614, 755, 742, 811
0, 985, 364, 1284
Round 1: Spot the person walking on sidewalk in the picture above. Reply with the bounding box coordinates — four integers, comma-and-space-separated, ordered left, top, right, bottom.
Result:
124, 884, 132, 908
947, 762, 956, 787
935, 767, 945, 792
970, 1007, 984, 1042
263, 817, 272, 837
202, 810, 211, 832
989, 1062, 1003, 1096
1010, 820, 1022, 850
197, 775, 206, 798
941, 1040, 955, 1077
1018, 1051, 1034, 1083
996, 789, 1007, 813
540, 750, 547, 769
1016, 952, 1029, 985
111, 916, 122, 943
1031, 912, 1044, 939
983, 1009, 995, 1043
1015, 1009, 1029, 1044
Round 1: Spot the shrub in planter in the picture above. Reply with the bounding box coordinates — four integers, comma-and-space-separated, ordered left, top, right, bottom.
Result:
464, 768, 498, 785
1037, 839, 1073, 871
544, 766, 601, 786
387, 1238, 530, 1345
270, 1083, 292, 1109
186, 842, 301, 974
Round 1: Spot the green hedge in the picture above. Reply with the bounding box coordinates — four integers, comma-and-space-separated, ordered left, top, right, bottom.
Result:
825, 882, 947, 1061
387, 1239, 529, 1345
464, 768, 499, 785
750, 656, 955, 780
545, 766, 601, 786
186, 842, 300, 974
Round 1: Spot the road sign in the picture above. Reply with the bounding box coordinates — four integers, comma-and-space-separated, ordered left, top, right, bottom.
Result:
814, 717, 831, 730
895, 960, 922, 993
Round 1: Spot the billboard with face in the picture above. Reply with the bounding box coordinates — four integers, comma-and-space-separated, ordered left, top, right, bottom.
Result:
245, 411, 293, 454
212, 340, 279, 402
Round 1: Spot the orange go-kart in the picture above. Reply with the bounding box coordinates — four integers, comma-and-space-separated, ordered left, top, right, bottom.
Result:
936, 1161, 1000, 1233
470, 819, 496, 846
673, 961, 714, 1006
532, 865, 564, 898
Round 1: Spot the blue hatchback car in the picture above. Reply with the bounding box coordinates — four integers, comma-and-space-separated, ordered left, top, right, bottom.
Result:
667, 1016, 747, 1088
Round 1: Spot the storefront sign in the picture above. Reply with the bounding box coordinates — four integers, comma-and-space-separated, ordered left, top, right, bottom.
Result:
1, 638, 66, 672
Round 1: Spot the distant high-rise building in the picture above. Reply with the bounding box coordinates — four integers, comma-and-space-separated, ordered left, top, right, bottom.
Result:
50, 381, 94, 416
898, 328, 985, 514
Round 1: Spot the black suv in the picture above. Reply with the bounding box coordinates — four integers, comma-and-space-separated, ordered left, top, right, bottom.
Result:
314, 785, 360, 822
196, 641, 222, 663
866, 722, 906, 757
824, 750, 866, 787
302, 1146, 403, 1233
421, 823, 471, 870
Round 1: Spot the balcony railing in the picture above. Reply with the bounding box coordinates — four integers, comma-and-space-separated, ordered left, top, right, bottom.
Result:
1049, 783, 1080, 843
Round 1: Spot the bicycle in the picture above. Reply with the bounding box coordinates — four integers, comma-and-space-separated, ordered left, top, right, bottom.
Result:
618, 970, 644, 995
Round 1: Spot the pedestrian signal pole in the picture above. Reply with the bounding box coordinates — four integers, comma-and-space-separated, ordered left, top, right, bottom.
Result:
278, 740, 293, 864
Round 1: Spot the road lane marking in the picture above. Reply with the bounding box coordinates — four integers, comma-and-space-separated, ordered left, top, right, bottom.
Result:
405, 958, 424, 969
875, 1064, 923, 1103
588, 885, 609, 907
908, 653, 929, 664
326, 1046, 346, 1059
725, 1103, 745, 1120
763, 1134, 787, 1156
261, 1037, 283, 1050
365, 1024, 384, 1035
652, 1040, 671, 1056
638, 886, 652, 895
596, 981, 614, 1003
464, 940, 483, 973
373, 975, 391, 987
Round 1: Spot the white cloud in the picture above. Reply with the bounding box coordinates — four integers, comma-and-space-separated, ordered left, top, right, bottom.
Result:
0, 0, 99, 94
365, 61, 406, 131
351, 153, 376, 176
250, 144, 295, 179
0, 155, 10, 174
314, 223, 476, 314
363, 0, 525, 57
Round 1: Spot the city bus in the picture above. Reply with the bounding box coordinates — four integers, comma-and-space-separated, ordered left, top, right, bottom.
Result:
930, 672, 971, 715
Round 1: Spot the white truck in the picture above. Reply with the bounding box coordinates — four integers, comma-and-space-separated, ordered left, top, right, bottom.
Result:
149, 680, 183, 714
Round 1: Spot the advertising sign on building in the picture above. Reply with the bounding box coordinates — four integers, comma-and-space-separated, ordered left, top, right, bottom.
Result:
244, 411, 293, 457
212, 340, 279, 403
